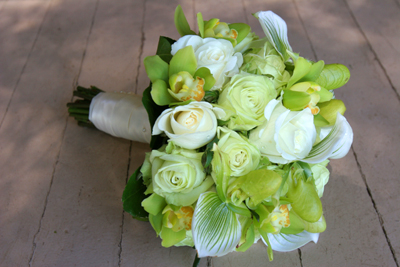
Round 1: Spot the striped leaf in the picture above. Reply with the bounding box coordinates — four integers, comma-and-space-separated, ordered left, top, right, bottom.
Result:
256, 11, 292, 62
192, 192, 241, 257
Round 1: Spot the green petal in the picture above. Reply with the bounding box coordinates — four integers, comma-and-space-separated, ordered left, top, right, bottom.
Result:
161, 226, 186, 247
318, 99, 346, 125
149, 213, 163, 236
317, 87, 334, 102
151, 79, 176, 106
174, 5, 196, 36
211, 144, 231, 202
315, 63, 351, 90
192, 192, 241, 257
280, 210, 305, 235
141, 193, 167, 216
236, 222, 255, 252
304, 215, 326, 233
239, 169, 282, 206
229, 23, 251, 44
298, 60, 325, 83
197, 12, 204, 37
286, 57, 312, 89
144, 55, 169, 83
194, 67, 215, 91
169, 46, 197, 77
282, 89, 311, 110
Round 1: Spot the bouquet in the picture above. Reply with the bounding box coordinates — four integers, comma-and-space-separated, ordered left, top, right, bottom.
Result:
67, 5, 353, 264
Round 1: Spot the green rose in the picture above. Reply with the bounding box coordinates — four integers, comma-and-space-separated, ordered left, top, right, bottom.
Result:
241, 40, 290, 90
147, 143, 214, 206
217, 127, 260, 177
217, 73, 276, 131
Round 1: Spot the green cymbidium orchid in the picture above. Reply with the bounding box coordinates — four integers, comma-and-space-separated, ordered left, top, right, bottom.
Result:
144, 45, 215, 106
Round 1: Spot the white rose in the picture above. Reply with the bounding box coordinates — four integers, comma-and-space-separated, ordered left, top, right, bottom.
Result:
171, 35, 243, 89
153, 102, 225, 149
249, 99, 316, 164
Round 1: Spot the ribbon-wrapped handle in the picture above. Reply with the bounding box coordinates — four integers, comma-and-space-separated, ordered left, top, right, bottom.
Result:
89, 92, 151, 144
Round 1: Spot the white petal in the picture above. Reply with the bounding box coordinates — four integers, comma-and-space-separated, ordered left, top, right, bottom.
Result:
263, 231, 319, 252
256, 11, 292, 61
192, 192, 241, 257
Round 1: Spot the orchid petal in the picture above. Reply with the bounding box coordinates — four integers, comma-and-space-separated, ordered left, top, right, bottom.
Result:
192, 192, 241, 257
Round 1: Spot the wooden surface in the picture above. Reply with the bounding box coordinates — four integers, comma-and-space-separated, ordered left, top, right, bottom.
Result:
0, 0, 399, 266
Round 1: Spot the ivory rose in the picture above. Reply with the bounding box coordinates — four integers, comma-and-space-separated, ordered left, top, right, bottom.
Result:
171, 35, 243, 89
249, 99, 316, 164
153, 102, 225, 149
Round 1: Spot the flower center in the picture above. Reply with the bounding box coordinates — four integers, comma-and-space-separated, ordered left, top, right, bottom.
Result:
175, 110, 203, 130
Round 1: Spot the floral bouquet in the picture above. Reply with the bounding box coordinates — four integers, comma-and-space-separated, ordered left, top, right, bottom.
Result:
67, 5, 353, 264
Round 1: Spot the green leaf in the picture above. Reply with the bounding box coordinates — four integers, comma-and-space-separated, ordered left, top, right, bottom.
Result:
174, 5, 196, 36
169, 46, 197, 77
256, 11, 292, 62
142, 85, 168, 149
254, 217, 273, 261
298, 60, 325, 83
192, 192, 242, 257
151, 79, 176, 106
197, 12, 204, 37
161, 226, 186, 247
286, 57, 312, 89
315, 63, 351, 90
144, 55, 169, 84
141, 193, 167, 216
156, 36, 176, 64
228, 23, 251, 44
194, 67, 215, 91
122, 166, 149, 221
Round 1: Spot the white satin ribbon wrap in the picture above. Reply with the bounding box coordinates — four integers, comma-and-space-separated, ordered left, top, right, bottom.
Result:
89, 92, 151, 143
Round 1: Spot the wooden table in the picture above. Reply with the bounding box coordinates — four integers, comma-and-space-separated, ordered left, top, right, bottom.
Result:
0, 0, 399, 266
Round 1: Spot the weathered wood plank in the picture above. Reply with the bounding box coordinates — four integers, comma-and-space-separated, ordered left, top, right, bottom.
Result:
293, 0, 399, 265
135, 0, 194, 95
78, 0, 145, 92
0, 0, 97, 265
30, 0, 147, 265
346, 0, 400, 97
0, 1, 49, 127
119, 1, 208, 266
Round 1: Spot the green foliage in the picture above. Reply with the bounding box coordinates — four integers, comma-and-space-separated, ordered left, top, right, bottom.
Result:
122, 166, 149, 221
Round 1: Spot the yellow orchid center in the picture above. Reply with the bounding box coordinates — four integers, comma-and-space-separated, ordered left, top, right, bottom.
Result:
163, 205, 194, 232
169, 71, 205, 102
